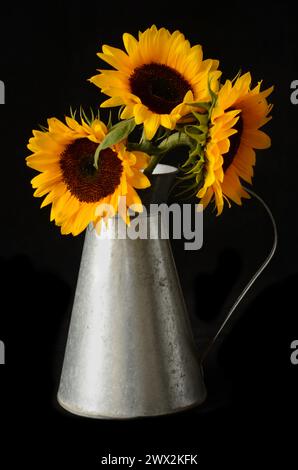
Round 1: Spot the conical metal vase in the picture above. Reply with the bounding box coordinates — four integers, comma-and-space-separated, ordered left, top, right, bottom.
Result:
58, 164, 206, 419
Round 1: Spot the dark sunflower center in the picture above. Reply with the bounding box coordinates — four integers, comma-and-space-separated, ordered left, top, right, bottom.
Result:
129, 62, 192, 114
222, 110, 243, 172
60, 138, 123, 202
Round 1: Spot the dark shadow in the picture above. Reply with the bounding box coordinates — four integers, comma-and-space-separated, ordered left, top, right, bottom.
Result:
194, 272, 298, 421
219, 272, 298, 408
0, 255, 71, 420
193, 249, 242, 323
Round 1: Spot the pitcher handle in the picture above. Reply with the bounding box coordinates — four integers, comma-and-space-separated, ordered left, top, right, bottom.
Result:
201, 187, 278, 362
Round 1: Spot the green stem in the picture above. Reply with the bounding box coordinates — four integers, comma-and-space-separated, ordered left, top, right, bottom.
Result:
157, 132, 191, 152
128, 132, 192, 176
143, 154, 161, 175
146, 132, 192, 175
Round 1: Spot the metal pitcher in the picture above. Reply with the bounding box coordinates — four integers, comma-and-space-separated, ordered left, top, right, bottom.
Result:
57, 163, 277, 418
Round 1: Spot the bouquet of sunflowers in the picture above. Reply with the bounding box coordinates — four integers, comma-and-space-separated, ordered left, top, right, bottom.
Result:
26, 25, 273, 235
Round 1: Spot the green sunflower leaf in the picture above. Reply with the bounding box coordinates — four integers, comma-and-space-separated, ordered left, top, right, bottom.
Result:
185, 125, 201, 135
118, 105, 125, 121
69, 106, 77, 120
207, 79, 218, 117
89, 107, 95, 123
93, 118, 136, 169
80, 106, 91, 125
107, 110, 113, 130
192, 111, 209, 126
186, 101, 211, 110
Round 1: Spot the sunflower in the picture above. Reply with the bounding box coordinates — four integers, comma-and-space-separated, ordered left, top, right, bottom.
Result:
89, 25, 221, 140
26, 115, 150, 235
197, 72, 273, 214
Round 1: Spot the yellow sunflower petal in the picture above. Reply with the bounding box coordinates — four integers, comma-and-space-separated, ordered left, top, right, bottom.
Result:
121, 105, 135, 120
130, 151, 150, 170
127, 168, 151, 189
26, 152, 60, 171
160, 114, 175, 129
50, 190, 72, 222
40, 183, 66, 208
242, 129, 271, 149
47, 117, 72, 134
126, 185, 143, 212
31, 170, 61, 189
144, 114, 160, 140
100, 96, 125, 107
133, 103, 152, 125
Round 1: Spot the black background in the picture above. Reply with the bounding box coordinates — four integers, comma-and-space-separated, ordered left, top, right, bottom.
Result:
0, 1, 297, 467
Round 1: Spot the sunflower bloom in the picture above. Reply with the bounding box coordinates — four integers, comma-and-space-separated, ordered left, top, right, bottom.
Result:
26, 116, 150, 235
90, 25, 221, 140
198, 72, 273, 214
